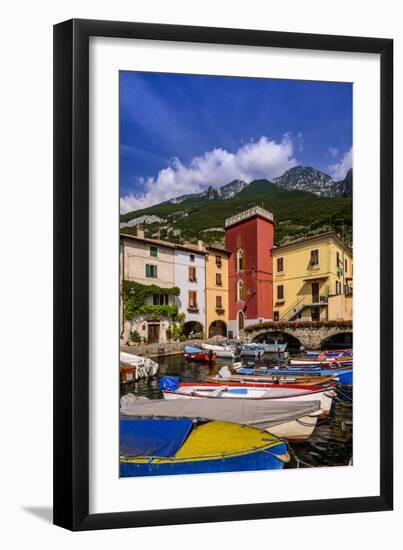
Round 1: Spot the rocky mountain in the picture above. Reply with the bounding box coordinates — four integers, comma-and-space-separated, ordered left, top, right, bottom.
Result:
273, 166, 339, 197
121, 171, 352, 247
273, 166, 353, 198
333, 169, 353, 198
167, 179, 248, 205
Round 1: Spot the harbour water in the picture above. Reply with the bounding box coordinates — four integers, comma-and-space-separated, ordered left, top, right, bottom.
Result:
120, 353, 353, 469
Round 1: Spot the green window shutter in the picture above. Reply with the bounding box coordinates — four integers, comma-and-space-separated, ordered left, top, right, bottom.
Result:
146, 264, 151, 277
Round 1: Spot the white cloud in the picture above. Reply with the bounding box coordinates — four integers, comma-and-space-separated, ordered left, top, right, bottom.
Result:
328, 147, 339, 158
120, 135, 298, 213
328, 147, 352, 181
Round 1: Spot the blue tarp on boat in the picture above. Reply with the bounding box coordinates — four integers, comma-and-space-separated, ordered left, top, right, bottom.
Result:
184, 345, 202, 354
159, 376, 180, 391
120, 418, 193, 458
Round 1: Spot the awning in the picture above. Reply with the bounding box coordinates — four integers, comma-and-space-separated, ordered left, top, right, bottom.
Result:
302, 275, 329, 282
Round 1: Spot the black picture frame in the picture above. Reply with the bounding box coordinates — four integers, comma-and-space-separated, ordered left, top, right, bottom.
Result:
53, 18, 393, 531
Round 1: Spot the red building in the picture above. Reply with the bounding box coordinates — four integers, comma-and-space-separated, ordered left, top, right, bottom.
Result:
225, 207, 274, 338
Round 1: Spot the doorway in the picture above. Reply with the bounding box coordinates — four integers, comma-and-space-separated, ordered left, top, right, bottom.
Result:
311, 306, 320, 321
147, 323, 160, 344
311, 282, 320, 303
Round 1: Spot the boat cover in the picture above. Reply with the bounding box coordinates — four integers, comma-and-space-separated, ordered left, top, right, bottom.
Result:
120, 417, 193, 458
120, 393, 322, 431
159, 376, 180, 391
184, 346, 202, 354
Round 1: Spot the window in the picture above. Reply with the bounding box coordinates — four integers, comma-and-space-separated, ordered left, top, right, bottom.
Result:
336, 251, 340, 266
345, 258, 348, 274
216, 273, 222, 286
237, 280, 244, 302
189, 266, 197, 282
188, 291, 198, 309
153, 294, 169, 305
215, 255, 222, 267
277, 257, 284, 273
310, 249, 319, 266
277, 285, 284, 301
189, 254, 195, 262
335, 280, 341, 295
237, 249, 244, 271
150, 245, 158, 257
145, 264, 157, 278
238, 311, 244, 331
216, 295, 223, 309
273, 311, 279, 322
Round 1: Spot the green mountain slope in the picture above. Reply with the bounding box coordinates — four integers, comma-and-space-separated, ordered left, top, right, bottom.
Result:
120, 178, 352, 246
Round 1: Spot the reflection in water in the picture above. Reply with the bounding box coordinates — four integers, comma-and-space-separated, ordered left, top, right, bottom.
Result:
120, 353, 353, 469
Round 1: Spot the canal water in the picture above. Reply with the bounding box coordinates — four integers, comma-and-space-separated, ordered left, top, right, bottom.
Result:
120, 354, 353, 469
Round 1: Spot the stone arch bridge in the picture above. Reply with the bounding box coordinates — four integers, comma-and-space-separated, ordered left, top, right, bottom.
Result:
245, 323, 352, 351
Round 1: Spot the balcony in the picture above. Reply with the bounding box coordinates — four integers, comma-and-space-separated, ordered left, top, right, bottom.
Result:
187, 306, 199, 313
215, 307, 225, 315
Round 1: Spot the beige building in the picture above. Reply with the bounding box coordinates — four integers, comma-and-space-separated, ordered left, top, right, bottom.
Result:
120, 230, 177, 344
271, 232, 353, 322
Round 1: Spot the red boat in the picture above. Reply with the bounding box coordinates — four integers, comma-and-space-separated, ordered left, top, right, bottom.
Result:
184, 346, 216, 363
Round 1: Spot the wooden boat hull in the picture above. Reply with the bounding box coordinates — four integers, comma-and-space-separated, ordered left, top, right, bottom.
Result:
207, 374, 336, 386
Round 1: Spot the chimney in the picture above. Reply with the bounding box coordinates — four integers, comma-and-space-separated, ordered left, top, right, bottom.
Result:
197, 239, 204, 251
137, 226, 145, 239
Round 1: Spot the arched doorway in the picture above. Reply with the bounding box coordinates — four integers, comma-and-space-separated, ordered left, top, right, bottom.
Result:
208, 320, 227, 338
253, 331, 302, 352
321, 332, 353, 350
238, 311, 245, 336
183, 321, 204, 339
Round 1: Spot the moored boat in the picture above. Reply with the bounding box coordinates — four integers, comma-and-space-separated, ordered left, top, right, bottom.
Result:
290, 350, 352, 365
201, 343, 235, 359
239, 345, 265, 359
120, 351, 159, 380
207, 366, 336, 387
184, 345, 216, 362
243, 342, 288, 354
233, 366, 352, 385
120, 417, 289, 477
120, 393, 323, 442
159, 377, 335, 417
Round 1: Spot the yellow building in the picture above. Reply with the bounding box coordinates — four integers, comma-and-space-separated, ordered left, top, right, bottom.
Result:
205, 245, 230, 337
271, 232, 353, 322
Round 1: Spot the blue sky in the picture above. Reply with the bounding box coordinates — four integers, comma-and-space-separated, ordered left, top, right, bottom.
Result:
120, 71, 352, 212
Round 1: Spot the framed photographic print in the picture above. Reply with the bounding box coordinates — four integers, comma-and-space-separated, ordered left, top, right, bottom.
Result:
53, 19, 393, 530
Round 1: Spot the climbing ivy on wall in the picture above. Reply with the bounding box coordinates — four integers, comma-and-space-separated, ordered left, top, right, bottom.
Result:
122, 280, 180, 320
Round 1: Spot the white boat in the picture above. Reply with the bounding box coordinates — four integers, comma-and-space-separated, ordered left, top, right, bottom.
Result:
119, 351, 159, 380
243, 342, 288, 353
240, 346, 265, 359
201, 343, 235, 358
120, 393, 323, 442
162, 382, 334, 417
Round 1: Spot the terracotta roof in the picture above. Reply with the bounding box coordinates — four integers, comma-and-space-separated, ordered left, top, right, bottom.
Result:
120, 233, 207, 255
272, 232, 352, 255
205, 244, 231, 255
